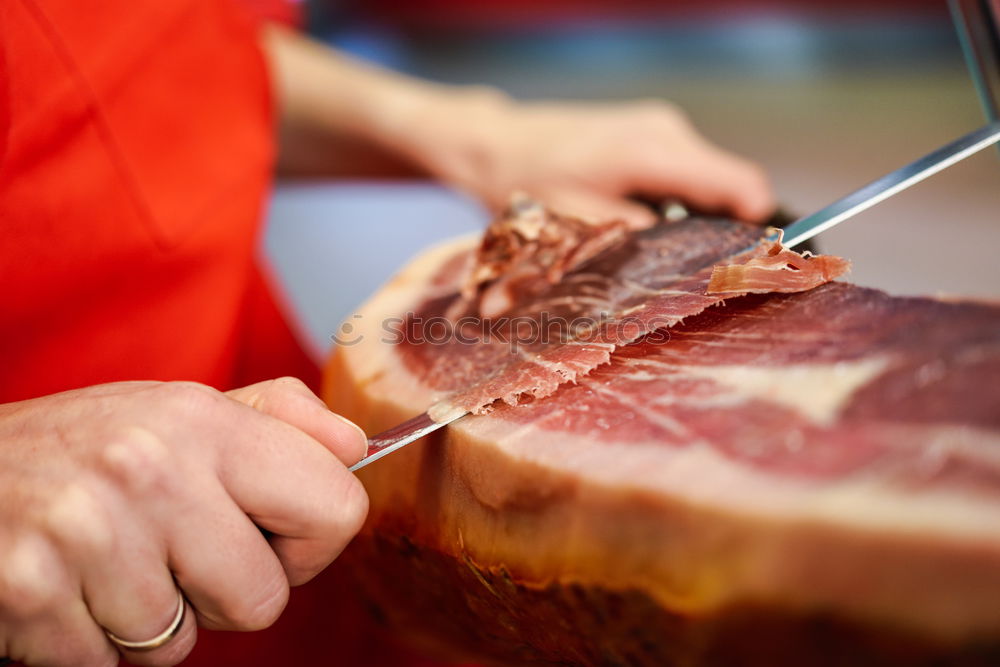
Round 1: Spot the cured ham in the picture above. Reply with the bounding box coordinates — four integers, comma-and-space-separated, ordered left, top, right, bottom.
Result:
323, 216, 1000, 666
427, 216, 848, 421
456, 194, 629, 319
707, 231, 852, 295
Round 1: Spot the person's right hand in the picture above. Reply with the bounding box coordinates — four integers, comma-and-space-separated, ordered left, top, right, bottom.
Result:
0, 378, 369, 667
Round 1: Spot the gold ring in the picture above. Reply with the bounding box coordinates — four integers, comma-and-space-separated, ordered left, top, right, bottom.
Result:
105, 588, 186, 651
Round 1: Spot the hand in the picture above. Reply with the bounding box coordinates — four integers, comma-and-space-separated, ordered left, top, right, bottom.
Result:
263, 28, 774, 223
397, 92, 776, 229
0, 378, 368, 667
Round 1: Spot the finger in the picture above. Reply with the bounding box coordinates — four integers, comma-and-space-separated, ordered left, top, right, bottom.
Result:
96, 424, 289, 633
104, 599, 197, 667
536, 187, 658, 230
694, 145, 776, 222
189, 395, 369, 586
165, 489, 290, 632
80, 542, 197, 666
227, 377, 367, 467
87, 565, 192, 663
264, 465, 368, 586
6, 600, 118, 667
629, 141, 776, 223
36, 479, 196, 665
0, 535, 116, 667
218, 420, 368, 585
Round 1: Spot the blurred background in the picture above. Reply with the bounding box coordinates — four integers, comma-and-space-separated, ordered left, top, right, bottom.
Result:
262, 0, 1000, 361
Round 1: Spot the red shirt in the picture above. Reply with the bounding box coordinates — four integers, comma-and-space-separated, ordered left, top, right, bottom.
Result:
0, 1, 438, 664
0, 0, 320, 402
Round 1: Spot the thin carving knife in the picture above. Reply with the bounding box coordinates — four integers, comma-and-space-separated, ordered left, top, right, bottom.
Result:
349, 120, 1000, 472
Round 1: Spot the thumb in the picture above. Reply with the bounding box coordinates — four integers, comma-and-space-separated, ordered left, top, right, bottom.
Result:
226, 377, 367, 467
536, 187, 658, 230
626, 135, 776, 223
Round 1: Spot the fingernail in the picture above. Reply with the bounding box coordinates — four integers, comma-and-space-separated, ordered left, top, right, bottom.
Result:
331, 412, 368, 448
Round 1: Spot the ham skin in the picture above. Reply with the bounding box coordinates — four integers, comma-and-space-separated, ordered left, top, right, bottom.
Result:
323, 217, 1000, 666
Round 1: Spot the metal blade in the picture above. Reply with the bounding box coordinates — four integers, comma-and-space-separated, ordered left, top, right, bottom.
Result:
781, 121, 1000, 248
349, 411, 460, 472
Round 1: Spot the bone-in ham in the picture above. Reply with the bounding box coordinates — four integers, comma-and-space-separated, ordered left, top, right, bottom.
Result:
323, 211, 1000, 666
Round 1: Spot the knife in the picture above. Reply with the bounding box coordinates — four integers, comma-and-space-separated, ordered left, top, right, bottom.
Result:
349, 120, 1000, 472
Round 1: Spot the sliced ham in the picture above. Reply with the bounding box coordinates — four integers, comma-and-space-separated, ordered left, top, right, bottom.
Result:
708, 231, 852, 295
323, 217, 1000, 666
456, 193, 629, 319
428, 217, 848, 421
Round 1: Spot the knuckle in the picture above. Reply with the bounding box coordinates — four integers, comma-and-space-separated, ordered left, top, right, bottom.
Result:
268, 376, 308, 394
0, 535, 67, 617
262, 376, 313, 407
100, 426, 176, 497
40, 482, 115, 555
222, 577, 289, 631
244, 376, 312, 412
157, 381, 222, 415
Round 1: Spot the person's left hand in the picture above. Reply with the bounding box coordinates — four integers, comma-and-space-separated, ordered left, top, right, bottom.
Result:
264, 28, 775, 223
395, 91, 776, 229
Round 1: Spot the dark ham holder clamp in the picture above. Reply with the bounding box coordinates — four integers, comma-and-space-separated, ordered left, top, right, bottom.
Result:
348, 1, 1000, 473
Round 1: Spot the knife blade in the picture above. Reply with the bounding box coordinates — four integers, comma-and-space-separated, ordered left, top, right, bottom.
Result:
349, 411, 443, 471
349, 120, 1000, 472
779, 120, 1000, 248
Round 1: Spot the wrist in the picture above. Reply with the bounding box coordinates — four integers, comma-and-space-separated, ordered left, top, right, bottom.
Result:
264, 27, 514, 188
370, 84, 514, 192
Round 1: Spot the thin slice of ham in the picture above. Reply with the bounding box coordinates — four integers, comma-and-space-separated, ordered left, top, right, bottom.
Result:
456, 194, 629, 319
708, 230, 851, 295
428, 215, 850, 421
